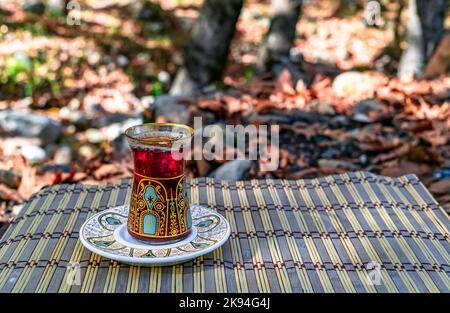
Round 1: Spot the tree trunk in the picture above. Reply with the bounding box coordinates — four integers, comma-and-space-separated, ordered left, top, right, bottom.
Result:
424, 31, 450, 78
257, 0, 302, 71
398, 0, 448, 78
170, 0, 244, 96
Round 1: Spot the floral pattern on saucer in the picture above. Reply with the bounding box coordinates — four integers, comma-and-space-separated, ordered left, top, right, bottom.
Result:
79, 204, 230, 266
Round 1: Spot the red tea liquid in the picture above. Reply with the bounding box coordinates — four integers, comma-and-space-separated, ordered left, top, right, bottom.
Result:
133, 136, 185, 178
128, 134, 191, 242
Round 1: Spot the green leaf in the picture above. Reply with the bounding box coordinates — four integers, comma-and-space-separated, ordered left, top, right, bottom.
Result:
151, 81, 164, 96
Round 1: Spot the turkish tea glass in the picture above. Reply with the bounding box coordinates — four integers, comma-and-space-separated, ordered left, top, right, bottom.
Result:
125, 123, 193, 243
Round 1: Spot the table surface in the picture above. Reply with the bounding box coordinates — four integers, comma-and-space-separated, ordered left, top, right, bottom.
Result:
0, 171, 449, 293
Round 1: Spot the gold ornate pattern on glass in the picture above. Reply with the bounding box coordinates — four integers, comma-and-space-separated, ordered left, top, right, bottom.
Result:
79, 204, 231, 266
128, 173, 191, 239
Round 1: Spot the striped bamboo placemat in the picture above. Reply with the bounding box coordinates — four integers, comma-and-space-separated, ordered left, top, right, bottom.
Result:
0, 171, 449, 293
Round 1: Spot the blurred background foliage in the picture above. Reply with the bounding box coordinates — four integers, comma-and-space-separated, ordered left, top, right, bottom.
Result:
0, 0, 449, 230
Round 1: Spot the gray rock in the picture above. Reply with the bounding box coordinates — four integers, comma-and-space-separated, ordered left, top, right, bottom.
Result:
359, 154, 368, 165
212, 160, 253, 181
67, 111, 89, 129
139, 96, 154, 110
351, 99, 383, 123
352, 113, 371, 123
248, 112, 291, 124
332, 71, 375, 98
85, 103, 107, 118
86, 128, 104, 144
169, 68, 203, 96
0, 109, 62, 143
157, 71, 171, 84
111, 136, 130, 156
249, 109, 324, 124
22, 0, 46, 14
0, 169, 21, 188
89, 111, 143, 129
289, 47, 304, 63
330, 115, 350, 127
78, 144, 101, 160
318, 159, 359, 171
353, 99, 383, 114
117, 55, 129, 67
47, 0, 64, 12
151, 95, 192, 125
54, 145, 72, 165
1, 137, 42, 156
311, 100, 335, 115
42, 164, 71, 173
148, 22, 165, 33
103, 118, 143, 142
20, 145, 47, 163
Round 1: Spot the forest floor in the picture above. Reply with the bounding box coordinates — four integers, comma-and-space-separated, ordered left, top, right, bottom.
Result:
0, 0, 449, 229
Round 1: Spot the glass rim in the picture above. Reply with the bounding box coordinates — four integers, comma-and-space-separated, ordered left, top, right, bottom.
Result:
124, 122, 194, 144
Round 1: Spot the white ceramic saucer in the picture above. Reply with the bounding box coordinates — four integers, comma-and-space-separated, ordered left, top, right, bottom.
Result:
79, 204, 231, 266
